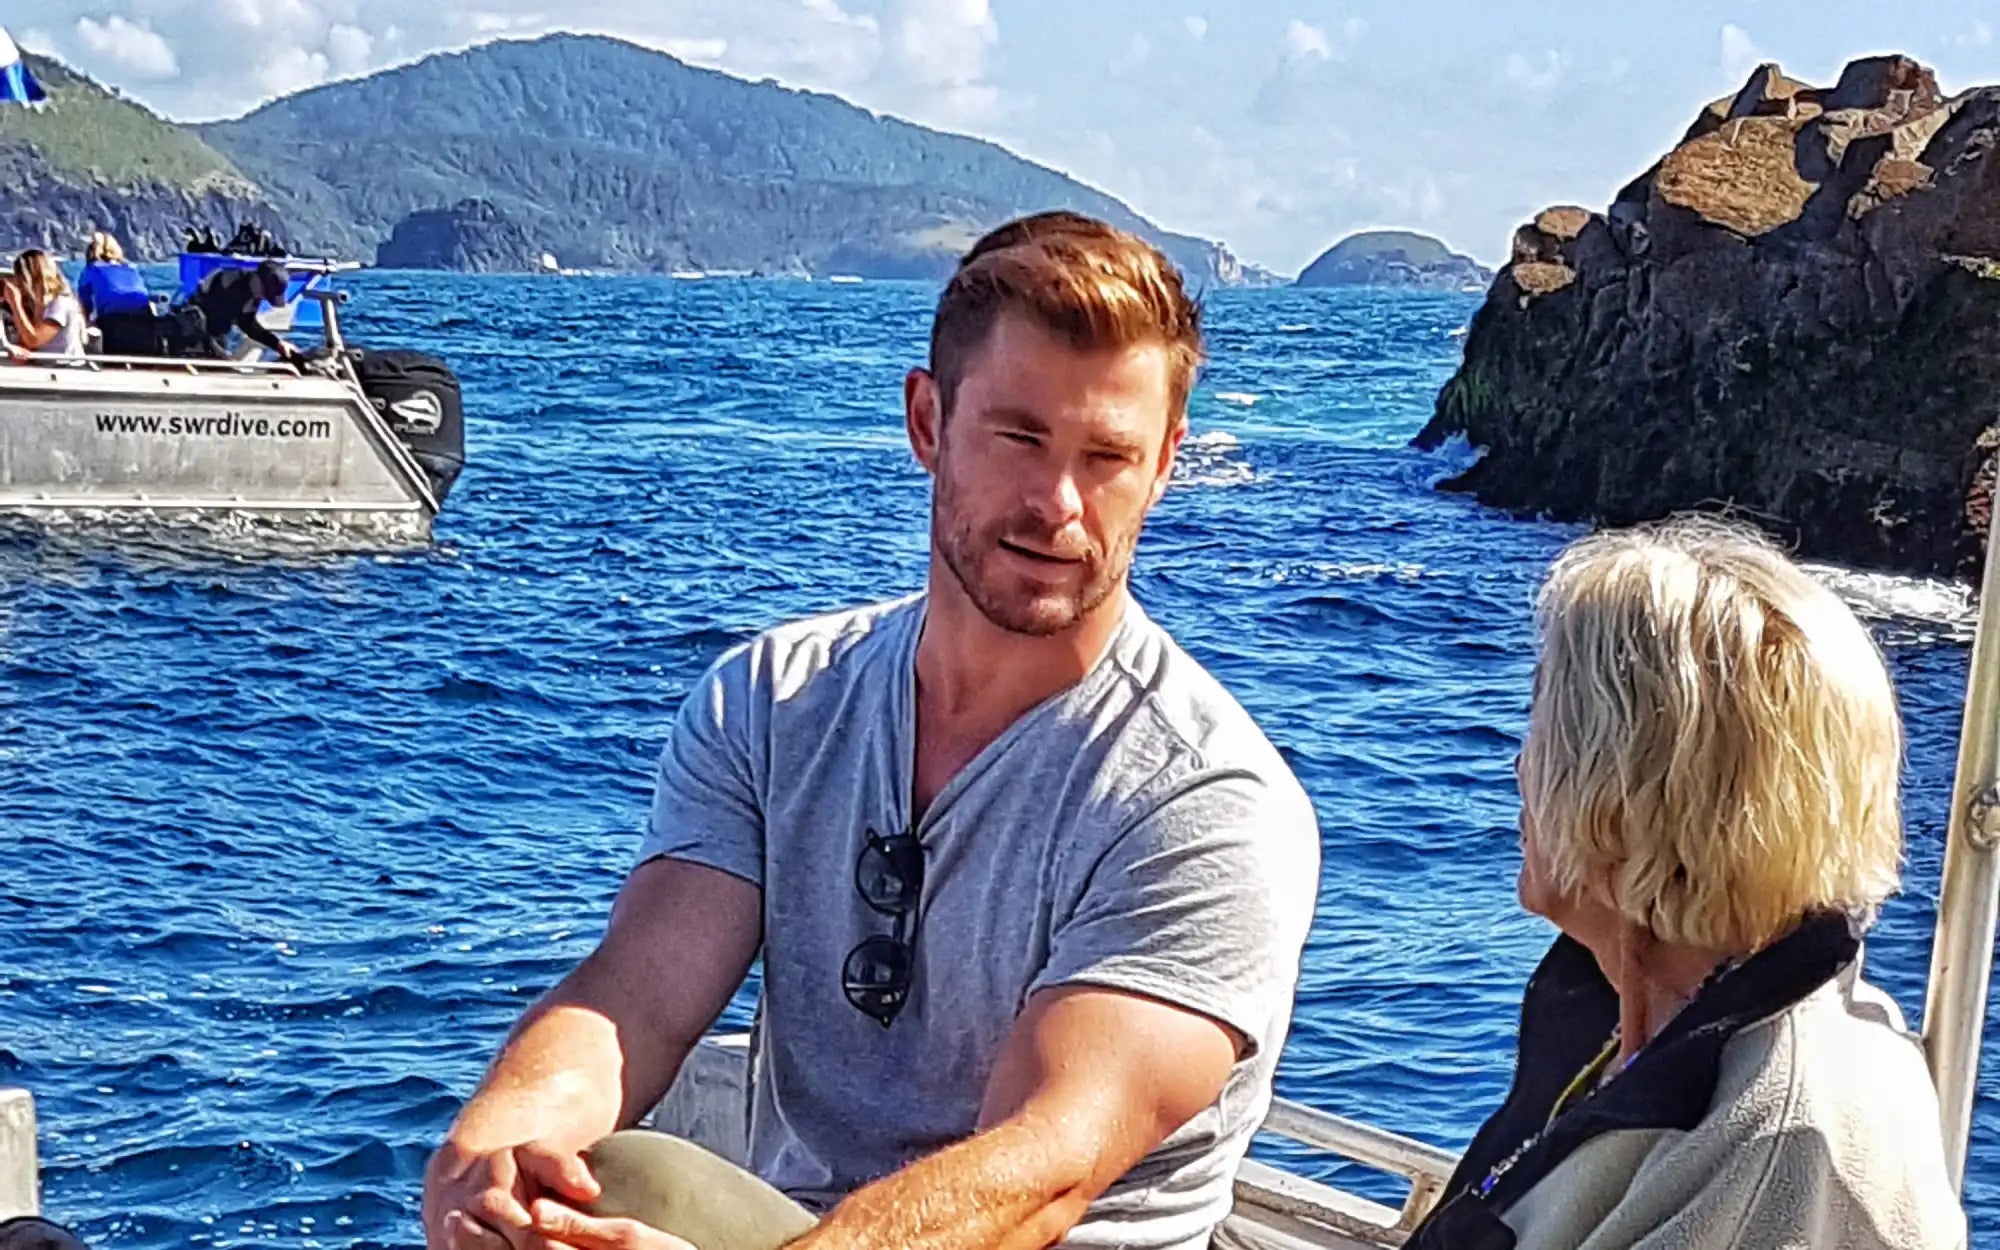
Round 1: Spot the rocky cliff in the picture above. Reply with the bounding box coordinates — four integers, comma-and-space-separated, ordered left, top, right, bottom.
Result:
1297, 230, 1491, 290
0, 54, 281, 259
1415, 56, 2000, 580
375, 199, 545, 272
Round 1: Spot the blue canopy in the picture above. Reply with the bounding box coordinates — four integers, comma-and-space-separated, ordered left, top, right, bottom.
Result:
0, 27, 48, 106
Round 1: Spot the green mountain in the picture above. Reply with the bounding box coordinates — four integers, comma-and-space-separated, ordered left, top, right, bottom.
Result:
0, 53, 277, 258
1296, 230, 1491, 290
197, 33, 1268, 283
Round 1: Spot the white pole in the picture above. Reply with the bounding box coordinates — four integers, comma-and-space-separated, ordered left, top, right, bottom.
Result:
0, 1088, 37, 1219
1921, 516, 2000, 1191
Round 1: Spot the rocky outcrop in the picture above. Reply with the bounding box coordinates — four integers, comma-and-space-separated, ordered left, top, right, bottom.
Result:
1297, 230, 1492, 290
0, 148, 279, 260
374, 199, 544, 272
1415, 56, 2000, 580
0, 53, 283, 260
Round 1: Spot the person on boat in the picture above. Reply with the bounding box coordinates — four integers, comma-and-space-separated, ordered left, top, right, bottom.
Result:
0, 272, 27, 362
185, 258, 299, 364
76, 231, 156, 357
5, 250, 87, 361
1408, 518, 1965, 1250
422, 211, 1322, 1250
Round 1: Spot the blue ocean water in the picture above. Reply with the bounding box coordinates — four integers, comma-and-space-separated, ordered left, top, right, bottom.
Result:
0, 273, 1993, 1248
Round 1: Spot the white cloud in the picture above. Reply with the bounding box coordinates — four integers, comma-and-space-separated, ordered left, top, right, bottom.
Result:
1958, 19, 1993, 48
469, 13, 547, 35
887, 0, 1003, 124
625, 35, 731, 64
1284, 19, 1331, 62
1342, 17, 1368, 42
1501, 49, 1568, 93
1111, 33, 1151, 77
256, 44, 331, 97
74, 15, 181, 80
325, 24, 375, 76
1719, 23, 1764, 82
1183, 15, 1208, 41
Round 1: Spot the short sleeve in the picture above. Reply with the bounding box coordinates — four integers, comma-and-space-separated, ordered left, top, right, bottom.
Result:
1029, 773, 1319, 1056
636, 645, 765, 887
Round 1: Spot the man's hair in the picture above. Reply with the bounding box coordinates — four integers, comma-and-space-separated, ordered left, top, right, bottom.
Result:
929, 211, 1204, 424
87, 231, 126, 264
1520, 516, 1904, 952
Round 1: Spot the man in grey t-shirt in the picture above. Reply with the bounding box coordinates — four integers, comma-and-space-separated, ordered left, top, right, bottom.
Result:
423, 212, 1321, 1250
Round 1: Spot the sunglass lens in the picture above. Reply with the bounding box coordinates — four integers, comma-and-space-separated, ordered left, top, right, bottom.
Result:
856, 834, 922, 913
843, 935, 912, 1025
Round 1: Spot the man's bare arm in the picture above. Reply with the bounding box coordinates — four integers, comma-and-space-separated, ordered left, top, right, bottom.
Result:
423, 857, 760, 1246
787, 985, 1239, 1250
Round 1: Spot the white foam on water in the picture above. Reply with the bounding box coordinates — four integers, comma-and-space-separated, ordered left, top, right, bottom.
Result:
1277, 323, 1312, 333
1265, 560, 1433, 585
0, 507, 433, 562
1801, 562, 1979, 644
1173, 429, 1257, 489
1213, 392, 1262, 407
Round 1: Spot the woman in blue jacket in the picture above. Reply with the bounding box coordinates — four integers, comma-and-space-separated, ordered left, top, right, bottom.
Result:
77, 231, 155, 355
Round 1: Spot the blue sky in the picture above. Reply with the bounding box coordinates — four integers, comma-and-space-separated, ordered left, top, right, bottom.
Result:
17, 1, 2000, 272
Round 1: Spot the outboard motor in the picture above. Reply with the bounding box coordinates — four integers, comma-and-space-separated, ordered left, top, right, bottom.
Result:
353, 348, 466, 505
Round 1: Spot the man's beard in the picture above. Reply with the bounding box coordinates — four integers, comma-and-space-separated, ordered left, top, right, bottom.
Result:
931, 468, 1139, 638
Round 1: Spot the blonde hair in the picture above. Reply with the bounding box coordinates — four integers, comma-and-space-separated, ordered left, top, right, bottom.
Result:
930, 211, 1204, 424
1519, 517, 1904, 952
13, 251, 71, 306
87, 231, 126, 264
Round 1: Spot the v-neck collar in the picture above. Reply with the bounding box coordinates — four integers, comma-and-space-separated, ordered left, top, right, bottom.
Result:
892, 595, 1141, 837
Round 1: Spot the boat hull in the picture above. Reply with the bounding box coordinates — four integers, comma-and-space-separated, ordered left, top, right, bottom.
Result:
0, 361, 437, 531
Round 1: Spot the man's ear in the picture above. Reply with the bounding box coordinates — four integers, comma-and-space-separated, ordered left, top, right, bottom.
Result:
906, 368, 943, 474
1149, 415, 1188, 507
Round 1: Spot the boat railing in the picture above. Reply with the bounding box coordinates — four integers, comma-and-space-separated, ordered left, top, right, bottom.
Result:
3, 352, 300, 375
1257, 1100, 1455, 1234
1922, 511, 2000, 1191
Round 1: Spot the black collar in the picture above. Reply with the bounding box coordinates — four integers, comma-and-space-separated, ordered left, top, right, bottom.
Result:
1410, 912, 1860, 1249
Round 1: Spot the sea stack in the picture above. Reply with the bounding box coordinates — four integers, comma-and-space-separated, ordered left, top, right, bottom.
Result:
375, 198, 544, 272
1415, 55, 2000, 580
1296, 230, 1491, 291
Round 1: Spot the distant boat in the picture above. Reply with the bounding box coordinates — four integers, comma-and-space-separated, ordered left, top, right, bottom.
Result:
827, 274, 864, 285
670, 270, 707, 280
539, 252, 560, 273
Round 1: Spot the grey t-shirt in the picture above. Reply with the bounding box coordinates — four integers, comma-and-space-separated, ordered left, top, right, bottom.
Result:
639, 594, 1320, 1250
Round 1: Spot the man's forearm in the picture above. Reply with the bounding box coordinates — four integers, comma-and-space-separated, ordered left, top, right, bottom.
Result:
788, 1117, 1100, 1250
449, 969, 694, 1155
235, 312, 286, 354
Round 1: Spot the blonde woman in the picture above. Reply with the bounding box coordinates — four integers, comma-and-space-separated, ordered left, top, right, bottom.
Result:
1409, 519, 1965, 1250
9, 250, 87, 360
78, 231, 155, 355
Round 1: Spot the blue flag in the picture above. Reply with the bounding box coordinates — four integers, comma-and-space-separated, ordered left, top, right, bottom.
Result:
0, 27, 48, 105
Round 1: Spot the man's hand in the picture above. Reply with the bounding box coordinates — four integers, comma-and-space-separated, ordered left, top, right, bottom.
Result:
529, 1198, 698, 1250
423, 1138, 602, 1250
4, 344, 27, 363
418, 860, 761, 1248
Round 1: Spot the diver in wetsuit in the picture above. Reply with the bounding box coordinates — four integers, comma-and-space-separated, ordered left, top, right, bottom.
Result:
187, 259, 300, 364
